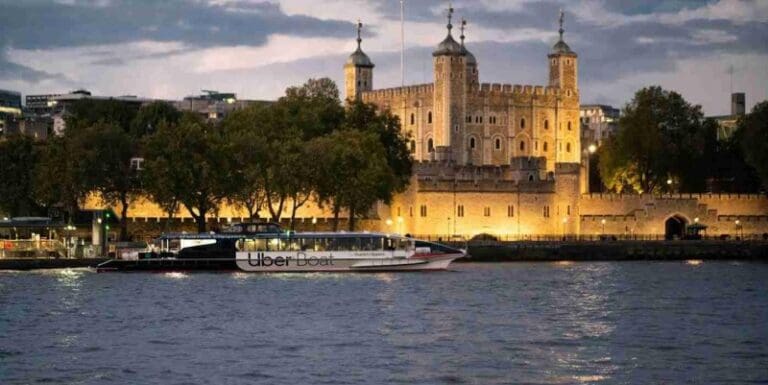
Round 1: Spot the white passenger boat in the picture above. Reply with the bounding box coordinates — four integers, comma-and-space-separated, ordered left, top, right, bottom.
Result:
97, 222, 465, 272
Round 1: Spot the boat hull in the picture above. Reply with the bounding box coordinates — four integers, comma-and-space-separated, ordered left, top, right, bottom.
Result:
96, 253, 461, 272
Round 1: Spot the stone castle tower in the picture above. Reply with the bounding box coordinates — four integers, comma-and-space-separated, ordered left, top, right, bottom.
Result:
344, 21, 374, 102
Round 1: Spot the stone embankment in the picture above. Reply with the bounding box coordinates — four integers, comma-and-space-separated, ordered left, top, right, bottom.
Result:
463, 241, 768, 262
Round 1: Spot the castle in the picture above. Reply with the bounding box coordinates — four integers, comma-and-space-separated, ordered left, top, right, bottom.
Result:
86, 7, 768, 240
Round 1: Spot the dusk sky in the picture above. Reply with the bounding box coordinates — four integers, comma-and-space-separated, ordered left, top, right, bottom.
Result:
1, 0, 766, 116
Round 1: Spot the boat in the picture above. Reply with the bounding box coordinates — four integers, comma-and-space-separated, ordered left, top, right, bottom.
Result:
96, 222, 465, 272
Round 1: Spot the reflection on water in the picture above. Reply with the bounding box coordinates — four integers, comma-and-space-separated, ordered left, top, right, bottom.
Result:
685, 259, 703, 266
1, 262, 767, 385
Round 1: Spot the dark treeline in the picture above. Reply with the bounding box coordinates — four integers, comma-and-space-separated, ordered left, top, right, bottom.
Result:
0, 78, 412, 240
596, 86, 768, 194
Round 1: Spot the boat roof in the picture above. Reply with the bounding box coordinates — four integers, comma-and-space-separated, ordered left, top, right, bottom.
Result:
157, 231, 407, 240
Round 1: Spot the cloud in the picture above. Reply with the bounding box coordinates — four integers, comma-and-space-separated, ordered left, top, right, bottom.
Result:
0, 0, 765, 116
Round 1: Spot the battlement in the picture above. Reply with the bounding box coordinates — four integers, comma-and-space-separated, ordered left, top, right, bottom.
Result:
477, 83, 562, 96
361, 83, 434, 100
581, 193, 768, 202
416, 176, 555, 193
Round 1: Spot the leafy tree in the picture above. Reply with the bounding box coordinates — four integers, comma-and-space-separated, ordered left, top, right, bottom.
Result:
0, 135, 41, 217
143, 113, 232, 232
130, 101, 182, 139
598, 86, 709, 193
308, 130, 393, 231
343, 100, 413, 194
65, 99, 139, 134
738, 101, 768, 191
34, 136, 86, 222
220, 105, 269, 220
70, 122, 137, 240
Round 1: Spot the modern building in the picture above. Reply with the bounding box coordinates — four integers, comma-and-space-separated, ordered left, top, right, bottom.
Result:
174, 90, 269, 122
580, 104, 619, 145
25, 89, 150, 136
709, 92, 745, 140
0, 89, 22, 135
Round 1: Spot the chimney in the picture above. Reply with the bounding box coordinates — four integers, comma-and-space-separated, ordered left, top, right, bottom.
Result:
731, 92, 745, 116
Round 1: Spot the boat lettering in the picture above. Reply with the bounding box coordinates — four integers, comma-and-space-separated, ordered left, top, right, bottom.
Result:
247, 252, 334, 267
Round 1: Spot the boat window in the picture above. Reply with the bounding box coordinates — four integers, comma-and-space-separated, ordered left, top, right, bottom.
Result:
360, 237, 383, 251
384, 238, 396, 250
282, 238, 301, 251
397, 239, 410, 250
169, 239, 181, 251
328, 237, 361, 251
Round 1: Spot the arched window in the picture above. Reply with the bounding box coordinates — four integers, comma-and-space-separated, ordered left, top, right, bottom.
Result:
566, 142, 571, 152
544, 119, 549, 129
410, 140, 416, 153
567, 121, 572, 130
495, 138, 501, 150
428, 111, 432, 124
520, 118, 526, 129
469, 137, 476, 149
410, 113, 415, 125
543, 142, 548, 152
428, 138, 434, 152
519, 141, 525, 151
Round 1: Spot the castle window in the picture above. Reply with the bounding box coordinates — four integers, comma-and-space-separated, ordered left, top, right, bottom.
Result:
483, 207, 491, 217
410, 113, 415, 125
507, 205, 514, 217
566, 142, 572, 153
466, 115, 472, 123
567, 205, 571, 216
535, 141, 538, 151
520, 118, 526, 129
544, 119, 549, 129
520, 141, 525, 152
495, 138, 501, 150
528, 174, 534, 182
543, 142, 548, 152
397, 207, 401, 217
420, 205, 427, 217
469, 137, 476, 149
410, 140, 416, 153
543, 206, 550, 218
567, 121, 572, 130
427, 138, 434, 153
363, 81, 367, 87
428, 111, 432, 124
457, 205, 464, 218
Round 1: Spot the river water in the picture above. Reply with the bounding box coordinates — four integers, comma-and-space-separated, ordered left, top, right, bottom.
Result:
1, 262, 766, 384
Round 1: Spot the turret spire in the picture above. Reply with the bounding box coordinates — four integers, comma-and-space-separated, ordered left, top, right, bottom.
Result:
446, 3, 454, 35
356, 19, 363, 49
558, 9, 564, 41
460, 18, 466, 46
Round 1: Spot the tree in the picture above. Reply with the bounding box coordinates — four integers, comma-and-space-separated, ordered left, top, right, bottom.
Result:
34, 136, 86, 222
308, 130, 394, 231
0, 135, 41, 217
220, 105, 269, 220
70, 122, 137, 240
65, 99, 139, 135
739, 101, 768, 191
143, 113, 232, 232
343, 100, 413, 194
598, 86, 709, 193
130, 101, 182, 139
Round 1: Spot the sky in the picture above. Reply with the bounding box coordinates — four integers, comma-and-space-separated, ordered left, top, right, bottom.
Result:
0, 0, 766, 116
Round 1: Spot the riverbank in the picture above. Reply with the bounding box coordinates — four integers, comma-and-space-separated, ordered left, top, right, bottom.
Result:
462, 240, 768, 262
0, 258, 107, 271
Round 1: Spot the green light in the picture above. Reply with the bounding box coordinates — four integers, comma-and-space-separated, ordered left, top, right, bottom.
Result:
105, 212, 111, 219
105, 225, 110, 231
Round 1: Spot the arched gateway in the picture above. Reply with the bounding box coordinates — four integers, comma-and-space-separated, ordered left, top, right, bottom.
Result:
664, 215, 688, 240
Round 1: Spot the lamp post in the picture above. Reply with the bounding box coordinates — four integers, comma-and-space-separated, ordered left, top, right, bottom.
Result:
385, 218, 393, 234
601, 218, 606, 237
397, 216, 403, 235
562, 217, 568, 239
735, 219, 742, 240
312, 217, 317, 232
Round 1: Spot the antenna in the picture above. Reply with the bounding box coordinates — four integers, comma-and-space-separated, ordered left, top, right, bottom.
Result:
728, 63, 734, 95
400, 0, 405, 87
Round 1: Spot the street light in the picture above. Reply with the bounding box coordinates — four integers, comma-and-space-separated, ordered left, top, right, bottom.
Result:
587, 144, 597, 154
694, 217, 699, 223
601, 218, 606, 236
311, 217, 317, 232
397, 216, 404, 235
735, 219, 743, 240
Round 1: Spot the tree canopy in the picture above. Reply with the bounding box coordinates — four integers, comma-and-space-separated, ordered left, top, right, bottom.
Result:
738, 101, 768, 191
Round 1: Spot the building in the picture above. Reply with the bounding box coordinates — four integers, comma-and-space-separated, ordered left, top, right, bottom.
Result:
580, 104, 619, 145
25, 89, 150, 136
83, 6, 768, 240
174, 90, 270, 122
709, 92, 745, 140
0, 89, 22, 135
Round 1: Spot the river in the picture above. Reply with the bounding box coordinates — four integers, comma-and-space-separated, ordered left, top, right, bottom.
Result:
1, 261, 766, 384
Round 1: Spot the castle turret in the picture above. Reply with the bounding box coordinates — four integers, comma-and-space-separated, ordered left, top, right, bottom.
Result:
344, 21, 374, 102
432, 5, 466, 162
548, 10, 577, 91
